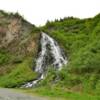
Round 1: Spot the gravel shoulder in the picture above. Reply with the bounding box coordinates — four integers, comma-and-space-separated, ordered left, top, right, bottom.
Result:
0, 88, 48, 100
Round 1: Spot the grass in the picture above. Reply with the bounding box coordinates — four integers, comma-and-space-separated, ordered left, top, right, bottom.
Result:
0, 58, 37, 88
19, 86, 100, 100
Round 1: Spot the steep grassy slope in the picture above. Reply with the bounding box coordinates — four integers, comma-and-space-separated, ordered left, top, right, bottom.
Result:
40, 15, 100, 95
0, 10, 40, 87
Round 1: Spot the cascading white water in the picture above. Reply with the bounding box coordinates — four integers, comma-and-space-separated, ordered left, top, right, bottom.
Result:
35, 32, 67, 72
21, 32, 67, 88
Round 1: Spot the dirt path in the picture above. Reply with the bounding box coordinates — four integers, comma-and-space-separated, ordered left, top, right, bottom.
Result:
0, 88, 48, 100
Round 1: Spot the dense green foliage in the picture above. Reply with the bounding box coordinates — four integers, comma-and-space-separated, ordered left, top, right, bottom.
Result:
39, 14, 100, 97
0, 58, 37, 88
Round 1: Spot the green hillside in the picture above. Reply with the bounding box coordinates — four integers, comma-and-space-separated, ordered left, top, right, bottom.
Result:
39, 15, 100, 96
0, 10, 100, 99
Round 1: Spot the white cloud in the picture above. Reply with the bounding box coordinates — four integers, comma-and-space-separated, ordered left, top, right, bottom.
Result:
0, 0, 100, 26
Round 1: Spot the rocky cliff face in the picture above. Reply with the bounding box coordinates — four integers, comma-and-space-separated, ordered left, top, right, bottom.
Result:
0, 10, 37, 50
0, 11, 40, 77
0, 10, 39, 61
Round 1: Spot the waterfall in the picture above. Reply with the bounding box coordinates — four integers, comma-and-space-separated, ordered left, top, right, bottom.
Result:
21, 32, 67, 88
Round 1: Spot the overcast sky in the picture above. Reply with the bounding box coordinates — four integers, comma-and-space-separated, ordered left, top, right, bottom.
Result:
0, 0, 100, 26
